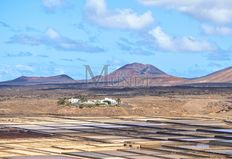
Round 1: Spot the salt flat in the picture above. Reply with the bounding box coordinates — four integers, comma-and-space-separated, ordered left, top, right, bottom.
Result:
0, 116, 232, 158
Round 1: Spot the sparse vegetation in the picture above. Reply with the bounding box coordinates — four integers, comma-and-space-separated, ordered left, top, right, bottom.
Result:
57, 98, 66, 105
116, 98, 121, 106
1, 86, 232, 118
78, 95, 88, 102
57, 98, 71, 106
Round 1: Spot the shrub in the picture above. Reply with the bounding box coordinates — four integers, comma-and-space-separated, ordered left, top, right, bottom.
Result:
78, 95, 88, 102
57, 98, 66, 105
116, 98, 121, 105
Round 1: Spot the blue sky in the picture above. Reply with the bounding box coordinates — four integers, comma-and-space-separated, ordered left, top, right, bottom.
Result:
0, 0, 232, 81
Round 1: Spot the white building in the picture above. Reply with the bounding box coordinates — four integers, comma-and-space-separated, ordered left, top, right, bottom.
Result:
67, 97, 119, 106
81, 100, 96, 105
101, 98, 118, 106
68, 98, 80, 104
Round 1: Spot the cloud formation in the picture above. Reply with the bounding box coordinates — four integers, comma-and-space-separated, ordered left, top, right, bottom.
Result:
61, 57, 86, 62
117, 38, 153, 55
8, 28, 104, 53
37, 54, 49, 58
6, 52, 33, 57
0, 21, 10, 28
139, 0, 232, 24
202, 25, 232, 36
85, 0, 154, 29
149, 26, 217, 52
42, 0, 66, 11
15, 64, 34, 72
207, 50, 231, 61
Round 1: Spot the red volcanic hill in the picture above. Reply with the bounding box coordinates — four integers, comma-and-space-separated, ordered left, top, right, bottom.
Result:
189, 67, 232, 84
108, 62, 169, 79
94, 63, 187, 86
1, 74, 75, 85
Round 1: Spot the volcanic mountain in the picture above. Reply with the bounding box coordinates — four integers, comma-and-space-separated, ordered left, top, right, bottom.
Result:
4, 63, 232, 87
94, 63, 187, 86
189, 66, 232, 84
0, 74, 75, 85
108, 63, 169, 79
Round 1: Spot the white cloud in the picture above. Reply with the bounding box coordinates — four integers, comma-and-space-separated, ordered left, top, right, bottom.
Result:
85, 0, 154, 29
16, 64, 34, 72
139, 0, 232, 24
42, 0, 66, 11
8, 28, 104, 53
43, 28, 104, 52
149, 26, 217, 52
46, 28, 60, 39
202, 25, 232, 36
149, 27, 174, 51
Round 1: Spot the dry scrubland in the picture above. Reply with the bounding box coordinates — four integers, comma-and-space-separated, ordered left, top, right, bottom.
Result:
0, 86, 232, 119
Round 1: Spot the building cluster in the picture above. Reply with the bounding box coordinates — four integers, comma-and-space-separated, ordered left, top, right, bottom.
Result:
68, 97, 119, 106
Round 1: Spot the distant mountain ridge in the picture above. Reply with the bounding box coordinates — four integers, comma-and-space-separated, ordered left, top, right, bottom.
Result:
1, 63, 232, 87
187, 66, 232, 84
0, 74, 75, 85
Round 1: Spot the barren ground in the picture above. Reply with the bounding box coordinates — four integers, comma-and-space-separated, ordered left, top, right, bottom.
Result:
0, 86, 232, 120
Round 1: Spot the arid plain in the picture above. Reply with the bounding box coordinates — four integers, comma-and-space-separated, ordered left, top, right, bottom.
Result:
0, 86, 232, 119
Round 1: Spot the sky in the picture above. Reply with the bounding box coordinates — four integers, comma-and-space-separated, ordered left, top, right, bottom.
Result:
0, 0, 232, 81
